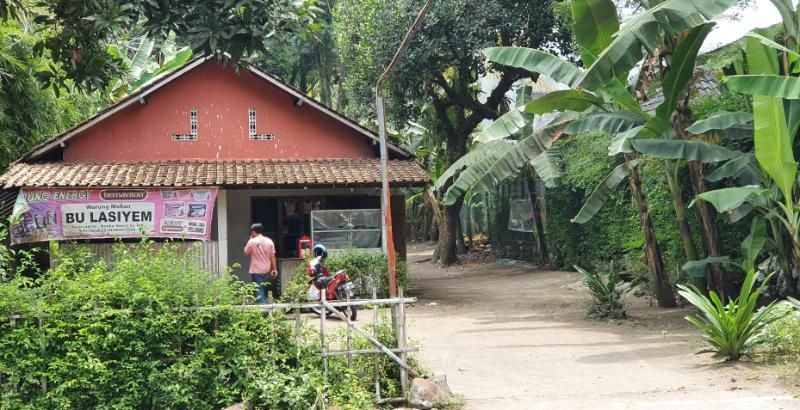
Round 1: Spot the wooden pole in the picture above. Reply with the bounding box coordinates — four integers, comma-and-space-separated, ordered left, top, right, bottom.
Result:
373, 287, 381, 399
398, 287, 409, 395
346, 291, 353, 367
321, 288, 327, 377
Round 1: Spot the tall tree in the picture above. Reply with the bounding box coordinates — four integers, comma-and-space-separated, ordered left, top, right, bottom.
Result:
334, 0, 573, 265
34, 0, 319, 91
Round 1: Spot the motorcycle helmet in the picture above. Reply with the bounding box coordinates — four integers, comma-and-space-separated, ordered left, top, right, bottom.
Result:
313, 244, 328, 259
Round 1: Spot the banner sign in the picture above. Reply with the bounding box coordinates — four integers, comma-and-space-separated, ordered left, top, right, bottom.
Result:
11, 187, 218, 244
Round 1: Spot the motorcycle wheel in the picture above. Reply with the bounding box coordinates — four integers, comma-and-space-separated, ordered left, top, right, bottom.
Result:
343, 305, 357, 321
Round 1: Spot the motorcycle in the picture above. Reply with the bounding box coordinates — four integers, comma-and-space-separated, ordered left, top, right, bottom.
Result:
306, 257, 358, 320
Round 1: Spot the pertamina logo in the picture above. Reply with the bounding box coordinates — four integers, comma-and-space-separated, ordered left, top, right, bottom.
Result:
100, 189, 147, 201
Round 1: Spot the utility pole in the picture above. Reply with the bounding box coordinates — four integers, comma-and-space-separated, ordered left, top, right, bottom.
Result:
376, 0, 434, 298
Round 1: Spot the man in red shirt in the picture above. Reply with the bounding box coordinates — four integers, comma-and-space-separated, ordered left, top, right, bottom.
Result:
244, 222, 278, 303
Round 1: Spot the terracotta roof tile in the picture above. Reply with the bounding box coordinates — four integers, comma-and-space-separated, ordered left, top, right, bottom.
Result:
0, 159, 430, 188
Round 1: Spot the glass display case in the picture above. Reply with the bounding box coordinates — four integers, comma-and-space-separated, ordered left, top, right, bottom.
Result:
310, 209, 381, 251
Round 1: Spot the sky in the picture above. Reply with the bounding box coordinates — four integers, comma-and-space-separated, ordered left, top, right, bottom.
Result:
703, 0, 785, 51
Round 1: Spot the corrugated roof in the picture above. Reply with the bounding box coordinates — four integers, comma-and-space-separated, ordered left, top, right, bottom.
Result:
0, 159, 429, 188
641, 68, 721, 114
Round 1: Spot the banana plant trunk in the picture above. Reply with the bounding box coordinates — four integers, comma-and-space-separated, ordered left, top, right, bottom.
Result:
686, 161, 732, 299
626, 155, 677, 307
674, 98, 733, 299
664, 160, 698, 263
525, 166, 550, 266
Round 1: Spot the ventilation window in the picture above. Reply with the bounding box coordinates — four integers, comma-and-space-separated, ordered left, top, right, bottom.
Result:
172, 108, 198, 141
248, 108, 275, 140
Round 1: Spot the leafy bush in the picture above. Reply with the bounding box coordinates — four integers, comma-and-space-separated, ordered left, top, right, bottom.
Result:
325, 251, 409, 297
0, 240, 401, 409
763, 300, 800, 361
575, 265, 626, 320
678, 271, 788, 361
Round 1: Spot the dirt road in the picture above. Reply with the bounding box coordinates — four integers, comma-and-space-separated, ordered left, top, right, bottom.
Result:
406, 245, 800, 409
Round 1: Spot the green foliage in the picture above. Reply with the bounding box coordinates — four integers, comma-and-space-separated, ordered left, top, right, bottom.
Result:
0, 20, 101, 170
0, 241, 399, 409
575, 265, 626, 320
545, 133, 642, 269
678, 270, 789, 361
282, 251, 410, 302
326, 251, 410, 297
764, 299, 800, 361
35, 0, 319, 91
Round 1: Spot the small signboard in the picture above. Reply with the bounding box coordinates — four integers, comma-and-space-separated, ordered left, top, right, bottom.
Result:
10, 187, 218, 244
508, 199, 535, 233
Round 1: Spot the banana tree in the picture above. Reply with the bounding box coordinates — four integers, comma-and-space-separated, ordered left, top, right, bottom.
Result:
435, 82, 560, 265
694, 24, 800, 296
440, 0, 737, 306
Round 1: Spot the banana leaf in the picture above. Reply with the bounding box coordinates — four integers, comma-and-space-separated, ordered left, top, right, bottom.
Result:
530, 149, 563, 188
484, 47, 582, 87
608, 126, 641, 155
572, 0, 620, 66
629, 139, 740, 163
641, 23, 714, 138
442, 113, 575, 205
571, 161, 634, 224
473, 107, 535, 143
580, 0, 736, 89
752, 93, 797, 202
741, 216, 767, 274
682, 256, 732, 278
687, 111, 753, 134
726, 75, 800, 99
694, 185, 763, 213
522, 89, 606, 115
706, 155, 759, 183
563, 111, 643, 135
434, 140, 514, 192
745, 32, 800, 60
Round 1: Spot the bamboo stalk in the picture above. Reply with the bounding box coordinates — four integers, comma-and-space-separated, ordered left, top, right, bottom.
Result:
346, 292, 353, 367
398, 286, 409, 395
321, 288, 327, 377
322, 347, 419, 357
372, 287, 381, 399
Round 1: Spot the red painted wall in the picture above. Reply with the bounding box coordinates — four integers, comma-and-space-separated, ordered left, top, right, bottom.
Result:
64, 61, 376, 162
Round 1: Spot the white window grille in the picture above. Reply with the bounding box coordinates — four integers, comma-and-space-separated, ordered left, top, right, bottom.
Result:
171, 108, 198, 141
248, 108, 275, 140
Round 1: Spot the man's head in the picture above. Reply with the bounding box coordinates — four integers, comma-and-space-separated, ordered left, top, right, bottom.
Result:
250, 222, 264, 237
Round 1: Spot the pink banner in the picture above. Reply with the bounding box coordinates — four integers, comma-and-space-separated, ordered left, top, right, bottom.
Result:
11, 187, 218, 244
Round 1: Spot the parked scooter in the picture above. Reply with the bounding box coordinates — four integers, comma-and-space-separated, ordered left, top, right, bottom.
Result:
306, 244, 357, 320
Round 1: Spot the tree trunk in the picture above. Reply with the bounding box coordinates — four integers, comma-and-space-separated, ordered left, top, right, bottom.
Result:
465, 205, 474, 250
664, 161, 698, 262
456, 214, 467, 254
673, 85, 732, 299
688, 162, 732, 300
626, 156, 676, 307
437, 199, 464, 265
525, 168, 550, 266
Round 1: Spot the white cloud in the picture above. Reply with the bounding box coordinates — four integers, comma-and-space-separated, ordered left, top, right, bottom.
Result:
703, 0, 785, 51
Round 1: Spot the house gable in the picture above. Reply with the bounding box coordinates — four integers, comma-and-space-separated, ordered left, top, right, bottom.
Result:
62, 60, 378, 162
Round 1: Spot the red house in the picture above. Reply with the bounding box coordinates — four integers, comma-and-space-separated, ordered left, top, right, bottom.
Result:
0, 56, 428, 283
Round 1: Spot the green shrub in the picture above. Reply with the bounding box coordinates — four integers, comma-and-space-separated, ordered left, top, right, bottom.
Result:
575, 265, 627, 320
0, 240, 400, 409
763, 303, 800, 362
678, 270, 788, 361
326, 251, 409, 297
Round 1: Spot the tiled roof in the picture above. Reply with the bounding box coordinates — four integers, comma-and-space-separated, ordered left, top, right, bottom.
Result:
0, 159, 430, 188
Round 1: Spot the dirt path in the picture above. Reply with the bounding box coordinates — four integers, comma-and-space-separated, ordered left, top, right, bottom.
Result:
406, 244, 800, 409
